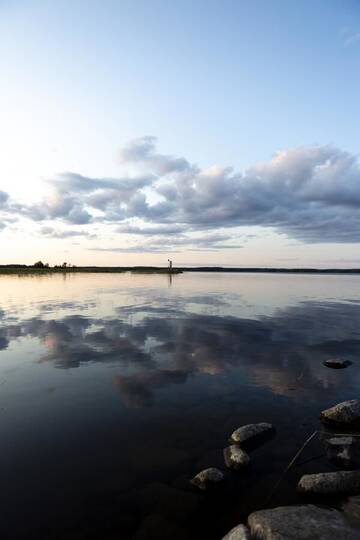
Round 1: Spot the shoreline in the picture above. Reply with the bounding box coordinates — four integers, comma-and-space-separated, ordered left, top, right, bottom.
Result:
1, 265, 360, 275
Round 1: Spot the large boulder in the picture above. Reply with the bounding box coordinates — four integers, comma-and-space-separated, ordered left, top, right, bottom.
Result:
247, 504, 359, 539
190, 467, 224, 491
223, 445, 250, 470
297, 471, 360, 496
323, 358, 352, 369
320, 400, 360, 427
222, 524, 251, 540
229, 423, 275, 449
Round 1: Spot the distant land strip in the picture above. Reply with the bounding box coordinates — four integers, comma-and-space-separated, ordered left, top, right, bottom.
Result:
1, 265, 360, 275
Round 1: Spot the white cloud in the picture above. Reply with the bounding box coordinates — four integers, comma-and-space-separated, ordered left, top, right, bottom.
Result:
2, 138, 360, 248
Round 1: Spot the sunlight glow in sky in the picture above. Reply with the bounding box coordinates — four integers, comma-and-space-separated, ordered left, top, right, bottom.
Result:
1, 0, 360, 267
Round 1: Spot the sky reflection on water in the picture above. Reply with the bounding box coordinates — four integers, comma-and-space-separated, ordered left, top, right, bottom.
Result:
0, 272, 360, 538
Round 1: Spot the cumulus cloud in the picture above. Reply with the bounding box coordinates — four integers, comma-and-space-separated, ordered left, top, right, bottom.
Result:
2, 138, 360, 246
143, 143, 360, 243
22, 172, 154, 225
118, 136, 193, 175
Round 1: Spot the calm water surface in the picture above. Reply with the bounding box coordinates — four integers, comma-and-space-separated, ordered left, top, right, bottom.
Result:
0, 272, 360, 539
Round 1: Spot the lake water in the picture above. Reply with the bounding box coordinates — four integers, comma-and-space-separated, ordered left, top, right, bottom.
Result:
0, 272, 360, 539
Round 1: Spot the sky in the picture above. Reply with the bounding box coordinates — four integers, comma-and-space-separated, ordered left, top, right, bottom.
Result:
0, 0, 360, 267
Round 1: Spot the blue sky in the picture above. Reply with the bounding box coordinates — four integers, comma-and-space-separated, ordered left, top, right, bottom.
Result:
0, 0, 360, 266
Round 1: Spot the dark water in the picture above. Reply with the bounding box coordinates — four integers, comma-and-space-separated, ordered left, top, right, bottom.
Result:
0, 272, 360, 539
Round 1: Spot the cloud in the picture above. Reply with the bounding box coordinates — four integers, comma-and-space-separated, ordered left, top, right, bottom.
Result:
119, 143, 360, 244
39, 226, 95, 239
2, 138, 360, 245
22, 172, 154, 225
116, 224, 185, 235
0, 191, 9, 206
118, 136, 193, 175
90, 232, 242, 253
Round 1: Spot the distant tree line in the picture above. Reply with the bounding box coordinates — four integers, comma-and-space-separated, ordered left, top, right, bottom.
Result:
33, 261, 76, 268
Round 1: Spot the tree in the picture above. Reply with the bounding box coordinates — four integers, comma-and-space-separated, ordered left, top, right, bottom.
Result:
33, 261, 45, 268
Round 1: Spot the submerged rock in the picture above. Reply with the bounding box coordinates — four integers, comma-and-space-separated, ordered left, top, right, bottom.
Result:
320, 400, 360, 427
222, 524, 251, 540
247, 504, 359, 539
325, 437, 356, 468
223, 445, 250, 470
297, 470, 360, 496
342, 496, 360, 520
190, 467, 224, 490
229, 423, 275, 449
323, 358, 352, 369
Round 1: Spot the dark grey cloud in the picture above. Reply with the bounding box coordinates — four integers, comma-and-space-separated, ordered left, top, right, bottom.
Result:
117, 224, 185, 235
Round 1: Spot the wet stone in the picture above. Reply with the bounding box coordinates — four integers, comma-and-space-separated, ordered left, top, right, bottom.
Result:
342, 496, 360, 521
222, 524, 251, 540
229, 423, 275, 450
320, 400, 360, 427
325, 437, 356, 468
297, 470, 360, 496
190, 467, 224, 491
323, 358, 352, 369
223, 445, 250, 470
247, 504, 359, 539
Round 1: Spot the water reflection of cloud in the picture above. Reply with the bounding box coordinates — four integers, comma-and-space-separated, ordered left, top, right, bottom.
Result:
114, 370, 188, 408
0, 301, 360, 406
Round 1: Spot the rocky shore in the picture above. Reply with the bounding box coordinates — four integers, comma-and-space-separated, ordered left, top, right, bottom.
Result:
189, 398, 360, 539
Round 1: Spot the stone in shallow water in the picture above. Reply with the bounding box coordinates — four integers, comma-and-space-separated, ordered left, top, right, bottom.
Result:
223, 445, 250, 470
325, 437, 356, 468
229, 423, 275, 449
323, 358, 352, 369
222, 524, 251, 540
190, 467, 224, 490
320, 400, 360, 426
297, 470, 360, 496
247, 504, 359, 539
342, 496, 360, 520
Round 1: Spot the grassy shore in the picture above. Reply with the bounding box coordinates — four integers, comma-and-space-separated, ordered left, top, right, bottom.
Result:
0, 265, 183, 275
1, 265, 360, 275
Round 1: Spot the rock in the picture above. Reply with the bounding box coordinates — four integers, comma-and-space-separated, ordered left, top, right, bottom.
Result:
134, 513, 186, 540
229, 423, 275, 449
297, 470, 360, 496
224, 445, 250, 470
342, 496, 360, 520
248, 504, 359, 539
222, 524, 251, 540
190, 467, 224, 490
320, 400, 360, 427
325, 437, 356, 468
323, 358, 352, 369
